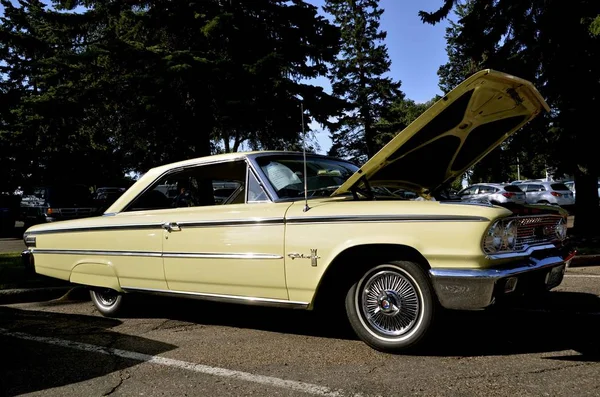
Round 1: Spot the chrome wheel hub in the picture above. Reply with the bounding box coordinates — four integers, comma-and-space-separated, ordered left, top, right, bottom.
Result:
378, 292, 400, 315
361, 270, 420, 337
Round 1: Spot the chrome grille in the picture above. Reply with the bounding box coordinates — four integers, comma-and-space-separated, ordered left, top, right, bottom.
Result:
513, 215, 563, 250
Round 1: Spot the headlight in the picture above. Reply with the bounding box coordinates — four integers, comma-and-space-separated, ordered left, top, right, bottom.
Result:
503, 220, 518, 250
483, 221, 503, 253
555, 218, 567, 240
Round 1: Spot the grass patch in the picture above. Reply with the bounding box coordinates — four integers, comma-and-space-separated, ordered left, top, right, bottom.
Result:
0, 252, 68, 290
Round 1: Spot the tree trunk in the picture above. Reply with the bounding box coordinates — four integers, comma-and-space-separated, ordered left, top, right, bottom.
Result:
573, 169, 600, 237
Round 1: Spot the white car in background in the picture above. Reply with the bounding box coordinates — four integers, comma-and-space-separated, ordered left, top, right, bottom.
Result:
519, 182, 575, 206
457, 183, 526, 205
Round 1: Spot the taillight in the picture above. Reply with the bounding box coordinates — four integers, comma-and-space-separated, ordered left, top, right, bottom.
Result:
551, 192, 561, 197
47, 208, 53, 215
502, 192, 515, 198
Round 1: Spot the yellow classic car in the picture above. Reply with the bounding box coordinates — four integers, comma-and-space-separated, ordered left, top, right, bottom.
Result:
22, 70, 570, 353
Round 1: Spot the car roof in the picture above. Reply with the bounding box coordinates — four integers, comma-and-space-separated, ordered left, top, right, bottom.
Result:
147, 151, 351, 175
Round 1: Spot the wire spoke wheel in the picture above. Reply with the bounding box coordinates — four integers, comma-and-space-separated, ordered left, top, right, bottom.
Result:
360, 270, 420, 337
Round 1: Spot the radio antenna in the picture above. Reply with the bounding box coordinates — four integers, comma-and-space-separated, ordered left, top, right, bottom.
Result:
300, 101, 310, 212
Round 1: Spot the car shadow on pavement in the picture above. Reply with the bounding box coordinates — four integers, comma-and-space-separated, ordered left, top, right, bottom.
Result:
120, 290, 600, 360
421, 291, 600, 361
0, 307, 177, 397
125, 294, 359, 341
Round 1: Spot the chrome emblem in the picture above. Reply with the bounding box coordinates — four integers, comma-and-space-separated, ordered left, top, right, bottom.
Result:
287, 249, 321, 267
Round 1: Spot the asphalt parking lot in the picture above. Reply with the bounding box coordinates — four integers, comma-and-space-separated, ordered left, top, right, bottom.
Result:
1, 267, 599, 396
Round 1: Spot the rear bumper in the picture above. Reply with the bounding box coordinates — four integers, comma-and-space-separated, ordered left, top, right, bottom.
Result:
429, 255, 567, 310
21, 249, 35, 274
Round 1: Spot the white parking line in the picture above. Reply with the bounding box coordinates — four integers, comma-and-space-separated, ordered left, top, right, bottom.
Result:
564, 274, 600, 278
0, 328, 360, 397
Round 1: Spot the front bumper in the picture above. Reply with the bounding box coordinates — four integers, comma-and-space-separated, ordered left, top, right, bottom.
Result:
429, 255, 567, 310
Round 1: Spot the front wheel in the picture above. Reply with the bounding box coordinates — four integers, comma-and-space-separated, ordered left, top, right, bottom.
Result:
90, 288, 125, 317
345, 261, 436, 353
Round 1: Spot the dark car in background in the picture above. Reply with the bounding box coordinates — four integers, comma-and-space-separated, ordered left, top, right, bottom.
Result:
0, 193, 20, 237
20, 185, 97, 228
93, 186, 127, 213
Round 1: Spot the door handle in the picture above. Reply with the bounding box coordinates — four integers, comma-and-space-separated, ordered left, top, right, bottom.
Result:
162, 222, 181, 232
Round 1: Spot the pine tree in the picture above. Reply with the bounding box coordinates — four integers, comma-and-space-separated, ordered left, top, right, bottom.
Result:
324, 0, 402, 164
0, 0, 345, 186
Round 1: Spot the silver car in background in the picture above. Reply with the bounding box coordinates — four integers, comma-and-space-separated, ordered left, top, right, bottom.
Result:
457, 183, 526, 205
519, 182, 575, 206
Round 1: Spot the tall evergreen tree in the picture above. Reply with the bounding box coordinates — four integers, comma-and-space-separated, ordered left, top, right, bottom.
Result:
420, 0, 600, 236
0, 0, 344, 187
324, 0, 402, 164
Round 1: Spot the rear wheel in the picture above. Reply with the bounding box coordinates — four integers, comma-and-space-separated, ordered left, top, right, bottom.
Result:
90, 288, 125, 317
345, 261, 436, 353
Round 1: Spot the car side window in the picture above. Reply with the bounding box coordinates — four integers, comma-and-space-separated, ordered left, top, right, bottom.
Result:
125, 160, 247, 212
460, 187, 475, 196
532, 184, 545, 192
247, 171, 269, 203
478, 185, 494, 194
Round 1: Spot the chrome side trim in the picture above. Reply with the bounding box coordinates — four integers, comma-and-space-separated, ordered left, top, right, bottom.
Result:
163, 252, 283, 259
121, 286, 309, 309
32, 249, 162, 257
27, 223, 164, 235
177, 218, 283, 228
31, 248, 282, 260
285, 214, 489, 224
26, 214, 487, 235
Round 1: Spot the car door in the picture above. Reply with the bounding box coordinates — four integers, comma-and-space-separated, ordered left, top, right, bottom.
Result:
459, 186, 478, 201
157, 160, 291, 300
475, 185, 495, 202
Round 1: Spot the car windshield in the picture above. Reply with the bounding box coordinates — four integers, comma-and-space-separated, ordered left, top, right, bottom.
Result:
255, 155, 359, 199
551, 183, 570, 191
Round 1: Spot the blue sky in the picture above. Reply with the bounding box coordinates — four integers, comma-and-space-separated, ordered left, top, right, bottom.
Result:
304, 0, 453, 152
1, 0, 453, 153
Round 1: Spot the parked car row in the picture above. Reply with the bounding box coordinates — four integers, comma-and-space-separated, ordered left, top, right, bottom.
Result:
458, 181, 575, 208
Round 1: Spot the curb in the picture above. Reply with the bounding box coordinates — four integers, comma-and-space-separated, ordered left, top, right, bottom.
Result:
568, 254, 600, 268
0, 286, 88, 305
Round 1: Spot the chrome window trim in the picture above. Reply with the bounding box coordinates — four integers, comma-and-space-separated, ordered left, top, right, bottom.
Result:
245, 166, 271, 204
31, 248, 282, 260
121, 156, 249, 213
121, 286, 309, 309
246, 152, 360, 203
246, 154, 279, 202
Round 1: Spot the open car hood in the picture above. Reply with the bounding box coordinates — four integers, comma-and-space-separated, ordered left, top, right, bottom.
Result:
331, 70, 550, 197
